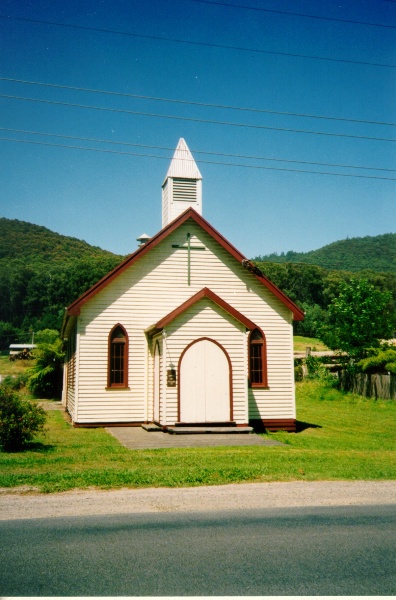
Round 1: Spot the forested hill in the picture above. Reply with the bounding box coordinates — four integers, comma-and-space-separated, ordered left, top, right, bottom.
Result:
0, 217, 123, 267
254, 233, 396, 273
0, 218, 124, 336
0, 217, 395, 345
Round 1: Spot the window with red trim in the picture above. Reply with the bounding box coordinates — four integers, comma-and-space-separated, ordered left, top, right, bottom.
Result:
249, 328, 267, 387
108, 325, 128, 388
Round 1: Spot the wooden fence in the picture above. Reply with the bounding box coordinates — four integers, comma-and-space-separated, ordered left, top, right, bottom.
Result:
338, 371, 396, 400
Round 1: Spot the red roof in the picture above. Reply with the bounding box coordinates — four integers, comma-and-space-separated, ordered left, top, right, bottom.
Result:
66, 208, 304, 321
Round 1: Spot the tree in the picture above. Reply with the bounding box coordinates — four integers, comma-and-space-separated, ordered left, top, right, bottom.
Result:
294, 303, 328, 338
318, 278, 394, 359
27, 338, 65, 399
254, 261, 326, 306
0, 322, 21, 351
34, 329, 60, 345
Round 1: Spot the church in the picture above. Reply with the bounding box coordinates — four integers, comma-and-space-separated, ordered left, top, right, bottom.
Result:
61, 139, 304, 432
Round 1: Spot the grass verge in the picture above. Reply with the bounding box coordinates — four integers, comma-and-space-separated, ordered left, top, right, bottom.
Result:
0, 380, 395, 493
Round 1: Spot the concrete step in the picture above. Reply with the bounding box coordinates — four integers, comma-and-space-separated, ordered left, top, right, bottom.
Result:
167, 426, 253, 434
141, 423, 163, 432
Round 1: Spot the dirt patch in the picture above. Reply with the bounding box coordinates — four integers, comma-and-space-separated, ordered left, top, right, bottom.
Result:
38, 400, 63, 410
0, 485, 41, 494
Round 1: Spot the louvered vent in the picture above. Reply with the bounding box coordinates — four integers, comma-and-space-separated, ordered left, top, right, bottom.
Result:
173, 178, 197, 202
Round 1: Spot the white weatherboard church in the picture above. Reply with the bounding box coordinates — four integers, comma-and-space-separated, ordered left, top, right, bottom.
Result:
61, 139, 304, 432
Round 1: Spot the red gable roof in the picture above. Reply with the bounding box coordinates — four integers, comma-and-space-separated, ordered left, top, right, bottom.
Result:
145, 287, 258, 336
66, 208, 304, 321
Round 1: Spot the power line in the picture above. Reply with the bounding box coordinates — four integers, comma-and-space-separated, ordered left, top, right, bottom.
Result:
2, 93, 396, 142
2, 77, 395, 128
2, 127, 395, 173
1, 136, 396, 181
0, 14, 394, 69
192, 0, 396, 30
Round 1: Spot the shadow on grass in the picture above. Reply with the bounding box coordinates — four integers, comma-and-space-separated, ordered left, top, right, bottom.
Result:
4, 441, 56, 453
252, 421, 322, 435
295, 420, 322, 433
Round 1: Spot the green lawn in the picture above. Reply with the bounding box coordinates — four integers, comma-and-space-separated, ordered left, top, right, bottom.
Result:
0, 356, 32, 378
293, 336, 329, 352
0, 379, 395, 493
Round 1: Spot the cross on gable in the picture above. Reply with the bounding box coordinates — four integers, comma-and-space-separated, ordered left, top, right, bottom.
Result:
172, 232, 205, 286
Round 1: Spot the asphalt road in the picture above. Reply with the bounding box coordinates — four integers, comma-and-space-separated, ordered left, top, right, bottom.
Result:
1, 504, 395, 596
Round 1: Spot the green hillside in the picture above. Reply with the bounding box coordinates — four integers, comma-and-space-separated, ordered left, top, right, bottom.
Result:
0, 218, 124, 337
254, 233, 396, 273
0, 217, 122, 267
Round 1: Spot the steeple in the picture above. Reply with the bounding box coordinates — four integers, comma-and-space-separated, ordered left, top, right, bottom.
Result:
162, 138, 202, 227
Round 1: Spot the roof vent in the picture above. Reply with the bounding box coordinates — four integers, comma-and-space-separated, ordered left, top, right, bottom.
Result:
137, 233, 151, 247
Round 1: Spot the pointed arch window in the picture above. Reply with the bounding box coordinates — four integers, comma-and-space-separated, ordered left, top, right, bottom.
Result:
249, 328, 268, 388
108, 325, 128, 388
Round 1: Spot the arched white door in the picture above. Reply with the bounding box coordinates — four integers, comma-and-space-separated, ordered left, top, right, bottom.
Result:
153, 342, 160, 422
179, 338, 231, 423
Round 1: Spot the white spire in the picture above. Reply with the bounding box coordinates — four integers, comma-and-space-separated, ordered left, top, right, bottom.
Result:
163, 138, 202, 182
162, 139, 202, 227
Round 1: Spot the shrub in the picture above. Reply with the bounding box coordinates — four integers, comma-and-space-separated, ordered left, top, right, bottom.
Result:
305, 355, 326, 378
294, 365, 303, 381
0, 386, 46, 451
1, 372, 29, 391
305, 355, 337, 385
27, 338, 64, 399
294, 358, 304, 381
357, 347, 396, 375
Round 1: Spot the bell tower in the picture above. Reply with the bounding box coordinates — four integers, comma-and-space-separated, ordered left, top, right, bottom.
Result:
162, 138, 202, 227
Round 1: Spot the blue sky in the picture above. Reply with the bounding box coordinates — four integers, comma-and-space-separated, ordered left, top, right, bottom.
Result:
1, 0, 395, 259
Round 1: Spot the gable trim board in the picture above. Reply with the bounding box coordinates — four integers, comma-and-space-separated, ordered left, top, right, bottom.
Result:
145, 287, 258, 336
63, 208, 304, 322
62, 208, 303, 432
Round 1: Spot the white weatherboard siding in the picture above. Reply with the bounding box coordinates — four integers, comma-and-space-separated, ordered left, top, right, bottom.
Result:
65, 329, 79, 422
162, 181, 169, 229
148, 334, 163, 424
153, 341, 161, 422
72, 219, 295, 424
63, 360, 75, 417
76, 327, 146, 423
